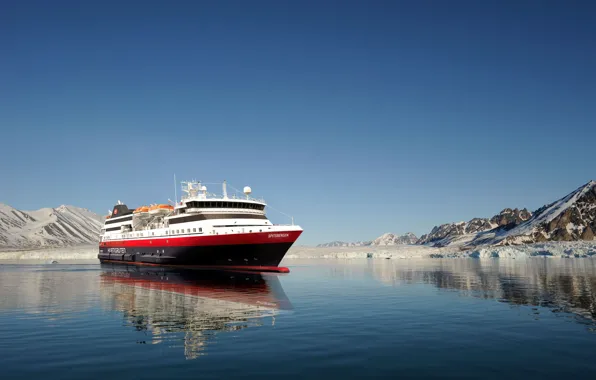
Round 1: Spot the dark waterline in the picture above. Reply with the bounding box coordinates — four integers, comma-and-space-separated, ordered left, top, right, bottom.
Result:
1, 258, 596, 379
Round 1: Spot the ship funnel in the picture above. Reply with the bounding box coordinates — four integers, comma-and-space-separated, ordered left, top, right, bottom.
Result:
223, 180, 228, 199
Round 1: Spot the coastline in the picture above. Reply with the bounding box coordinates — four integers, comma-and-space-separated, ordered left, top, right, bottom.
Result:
286, 241, 596, 259
1, 241, 596, 261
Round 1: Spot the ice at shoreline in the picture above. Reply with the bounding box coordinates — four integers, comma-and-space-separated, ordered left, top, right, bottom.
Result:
1, 242, 596, 262
0, 245, 97, 260
286, 241, 596, 259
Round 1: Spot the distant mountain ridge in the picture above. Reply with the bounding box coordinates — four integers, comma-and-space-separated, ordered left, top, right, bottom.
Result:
317, 180, 596, 249
317, 232, 419, 247
418, 208, 533, 247
420, 180, 596, 248
0, 204, 103, 249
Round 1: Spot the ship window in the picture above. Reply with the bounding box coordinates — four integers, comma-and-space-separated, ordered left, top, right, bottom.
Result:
176, 230, 179, 234
165, 231, 168, 235
187, 229, 190, 233
193, 228, 196, 232
199, 228, 202, 232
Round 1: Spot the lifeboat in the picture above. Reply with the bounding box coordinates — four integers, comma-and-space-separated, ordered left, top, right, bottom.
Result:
133, 206, 150, 214
149, 204, 174, 214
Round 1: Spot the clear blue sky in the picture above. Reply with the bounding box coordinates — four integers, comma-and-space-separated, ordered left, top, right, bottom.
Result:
1, 0, 594, 245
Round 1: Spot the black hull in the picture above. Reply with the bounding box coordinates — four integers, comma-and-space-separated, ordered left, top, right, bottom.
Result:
98, 242, 294, 269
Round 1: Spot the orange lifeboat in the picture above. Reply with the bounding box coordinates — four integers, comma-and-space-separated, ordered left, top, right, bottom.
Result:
133, 206, 150, 214
149, 204, 174, 214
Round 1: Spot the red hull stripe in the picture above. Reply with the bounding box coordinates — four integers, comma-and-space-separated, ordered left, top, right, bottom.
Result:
102, 276, 283, 307
100, 230, 302, 248
100, 259, 290, 273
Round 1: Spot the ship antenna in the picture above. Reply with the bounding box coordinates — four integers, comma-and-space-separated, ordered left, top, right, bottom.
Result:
223, 180, 228, 199
174, 173, 177, 204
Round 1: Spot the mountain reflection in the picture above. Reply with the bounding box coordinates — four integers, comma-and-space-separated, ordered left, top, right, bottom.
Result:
365, 259, 596, 323
99, 264, 292, 359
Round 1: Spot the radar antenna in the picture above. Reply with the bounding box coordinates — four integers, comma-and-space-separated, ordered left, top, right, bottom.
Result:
243, 186, 252, 200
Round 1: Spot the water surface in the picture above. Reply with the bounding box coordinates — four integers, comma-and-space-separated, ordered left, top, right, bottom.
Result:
1, 258, 596, 379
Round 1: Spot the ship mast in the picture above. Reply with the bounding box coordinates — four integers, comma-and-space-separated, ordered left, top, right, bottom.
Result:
222, 180, 228, 199
174, 174, 177, 204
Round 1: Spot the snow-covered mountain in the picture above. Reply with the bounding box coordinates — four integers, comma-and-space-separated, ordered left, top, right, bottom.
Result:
372, 232, 419, 245
0, 204, 103, 249
317, 232, 419, 247
419, 180, 596, 247
418, 208, 532, 247
482, 180, 596, 246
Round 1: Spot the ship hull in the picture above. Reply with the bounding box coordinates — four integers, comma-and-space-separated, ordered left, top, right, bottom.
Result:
98, 231, 301, 272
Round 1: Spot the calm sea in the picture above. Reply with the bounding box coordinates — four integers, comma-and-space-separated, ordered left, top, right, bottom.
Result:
1, 258, 596, 379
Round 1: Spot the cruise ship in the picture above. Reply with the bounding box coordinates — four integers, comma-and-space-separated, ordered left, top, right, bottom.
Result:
98, 180, 303, 272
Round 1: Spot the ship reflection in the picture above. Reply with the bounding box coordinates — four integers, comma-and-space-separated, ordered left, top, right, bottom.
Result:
99, 263, 292, 359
